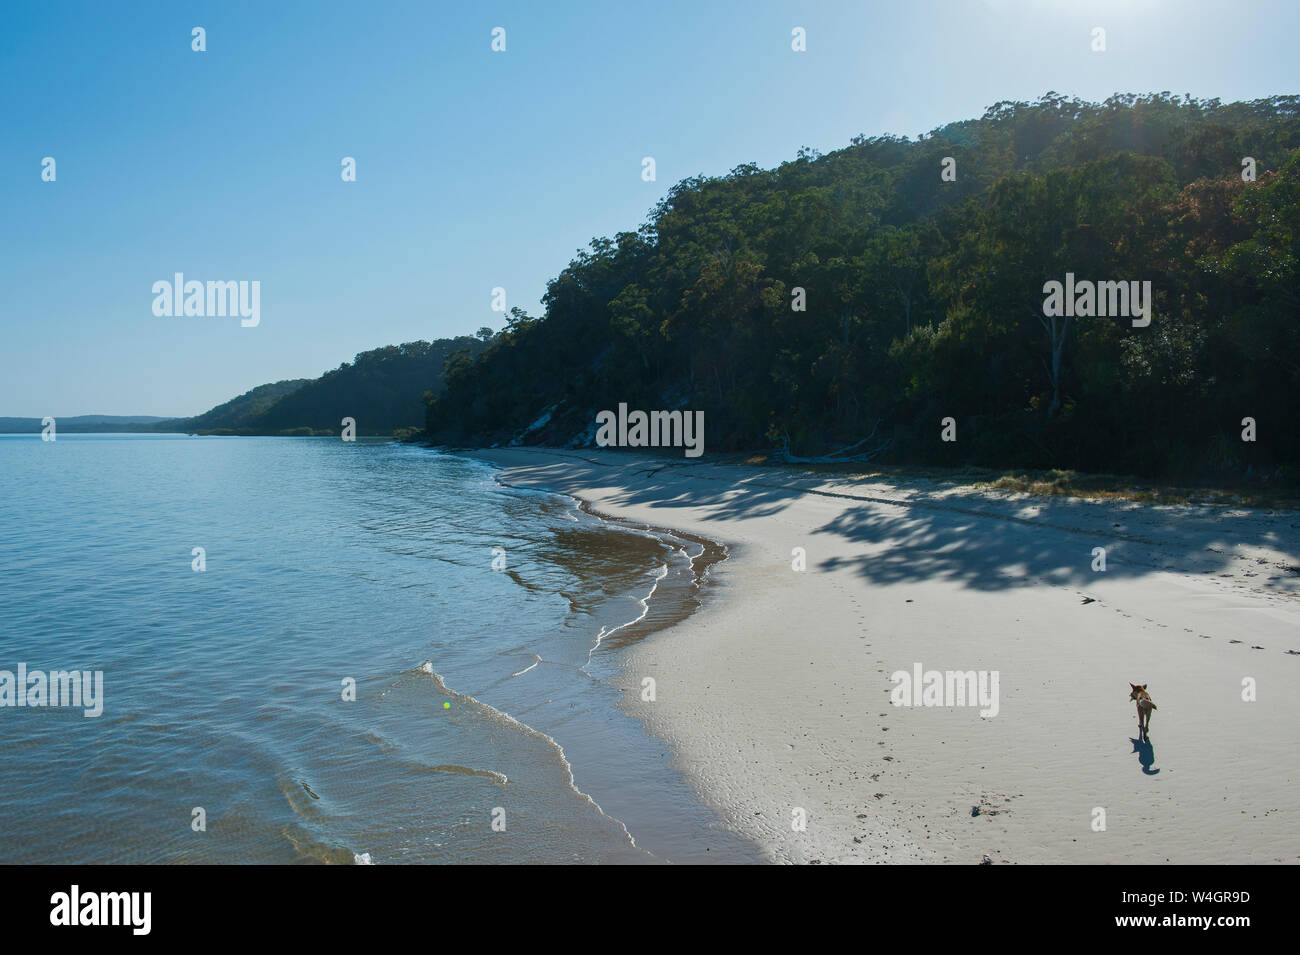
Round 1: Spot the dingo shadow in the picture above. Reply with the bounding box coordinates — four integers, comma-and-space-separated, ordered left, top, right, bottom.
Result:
1130, 736, 1159, 775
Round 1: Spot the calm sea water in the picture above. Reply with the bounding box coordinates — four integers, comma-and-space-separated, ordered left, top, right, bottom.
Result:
0, 435, 755, 864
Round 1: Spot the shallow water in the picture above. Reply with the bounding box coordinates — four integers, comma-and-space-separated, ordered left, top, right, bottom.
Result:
0, 434, 757, 863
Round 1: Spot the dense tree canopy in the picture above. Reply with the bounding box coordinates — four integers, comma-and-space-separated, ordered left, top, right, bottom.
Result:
427, 94, 1300, 482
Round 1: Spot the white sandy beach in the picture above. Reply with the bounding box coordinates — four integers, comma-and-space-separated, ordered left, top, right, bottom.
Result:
471, 447, 1300, 864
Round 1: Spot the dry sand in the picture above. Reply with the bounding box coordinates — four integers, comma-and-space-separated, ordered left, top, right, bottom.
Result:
469, 447, 1300, 864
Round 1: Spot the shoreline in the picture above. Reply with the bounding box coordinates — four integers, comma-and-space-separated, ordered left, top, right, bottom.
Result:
465, 446, 1300, 865
467, 451, 764, 863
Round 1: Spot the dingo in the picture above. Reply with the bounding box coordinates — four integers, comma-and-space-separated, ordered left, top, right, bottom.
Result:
1129, 683, 1157, 739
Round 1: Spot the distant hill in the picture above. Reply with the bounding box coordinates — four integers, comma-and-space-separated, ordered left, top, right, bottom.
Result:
0, 415, 175, 433
171, 337, 487, 436
3, 336, 488, 438
169, 380, 311, 433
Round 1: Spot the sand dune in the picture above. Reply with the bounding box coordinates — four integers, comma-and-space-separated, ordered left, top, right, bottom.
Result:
471, 447, 1300, 864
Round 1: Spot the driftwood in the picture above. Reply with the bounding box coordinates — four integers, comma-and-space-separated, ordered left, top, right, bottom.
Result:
774, 421, 891, 464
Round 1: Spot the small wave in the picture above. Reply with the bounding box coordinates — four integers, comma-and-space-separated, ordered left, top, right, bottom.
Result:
414, 658, 644, 852
510, 654, 542, 677
362, 731, 397, 754
505, 568, 533, 591
354, 852, 374, 865
277, 774, 327, 819
583, 563, 669, 671
390, 754, 508, 786
281, 825, 356, 865
430, 764, 509, 785
416, 659, 455, 695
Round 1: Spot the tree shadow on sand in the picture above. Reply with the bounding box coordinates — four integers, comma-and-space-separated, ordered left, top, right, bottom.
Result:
493, 452, 1300, 595
810, 488, 1300, 592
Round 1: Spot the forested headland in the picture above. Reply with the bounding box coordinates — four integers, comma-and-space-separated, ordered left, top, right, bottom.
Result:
4, 338, 486, 437
425, 93, 1300, 484
177, 338, 487, 436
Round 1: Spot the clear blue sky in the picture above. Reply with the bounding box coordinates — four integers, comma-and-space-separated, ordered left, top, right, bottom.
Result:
2, 0, 1296, 417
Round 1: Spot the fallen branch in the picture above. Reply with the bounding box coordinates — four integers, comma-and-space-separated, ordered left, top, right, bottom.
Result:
774, 422, 892, 464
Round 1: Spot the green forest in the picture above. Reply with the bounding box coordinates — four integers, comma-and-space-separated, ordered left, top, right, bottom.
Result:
425, 93, 1300, 483
169, 337, 486, 436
